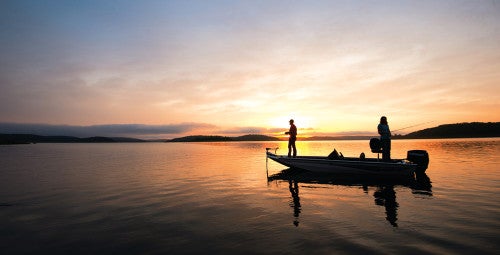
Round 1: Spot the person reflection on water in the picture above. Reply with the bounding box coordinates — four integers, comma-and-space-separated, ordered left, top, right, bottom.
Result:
285, 119, 297, 157
289, 180, 301, 227
374, 186, 399, 227
377, 116, 391, 161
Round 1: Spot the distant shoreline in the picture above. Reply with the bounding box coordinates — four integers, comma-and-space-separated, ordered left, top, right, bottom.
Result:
1, 122, 499, 144
1, 134, 499, 145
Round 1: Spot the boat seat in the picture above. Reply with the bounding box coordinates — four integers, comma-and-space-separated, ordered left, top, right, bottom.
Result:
370, 138, 383, 160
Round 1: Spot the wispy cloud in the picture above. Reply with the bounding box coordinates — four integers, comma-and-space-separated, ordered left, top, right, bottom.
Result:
1, 1, 499, 133
0, 123, 216, 138
0, 122, 381, 139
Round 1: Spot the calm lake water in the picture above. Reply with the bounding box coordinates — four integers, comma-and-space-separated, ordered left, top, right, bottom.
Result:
1, 139, 499, 254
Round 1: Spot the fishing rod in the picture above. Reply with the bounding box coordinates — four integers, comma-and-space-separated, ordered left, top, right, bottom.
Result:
392, 121, 434, 133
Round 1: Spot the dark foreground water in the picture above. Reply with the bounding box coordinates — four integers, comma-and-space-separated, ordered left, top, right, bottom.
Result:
1, 139, 499, 254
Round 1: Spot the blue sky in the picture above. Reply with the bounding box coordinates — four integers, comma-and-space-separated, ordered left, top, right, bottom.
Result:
1, 0, 499, 138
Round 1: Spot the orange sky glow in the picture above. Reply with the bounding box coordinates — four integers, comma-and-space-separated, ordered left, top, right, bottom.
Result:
0, 1, 499, 138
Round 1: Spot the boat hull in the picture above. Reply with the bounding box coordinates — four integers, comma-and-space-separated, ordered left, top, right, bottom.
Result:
267, 151, 416, 177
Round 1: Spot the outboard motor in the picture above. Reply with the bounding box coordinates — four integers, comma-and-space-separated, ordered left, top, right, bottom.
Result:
407, 150, 429, 172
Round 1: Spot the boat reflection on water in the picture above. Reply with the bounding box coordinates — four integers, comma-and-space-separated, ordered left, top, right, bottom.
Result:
267, 168, 432, 227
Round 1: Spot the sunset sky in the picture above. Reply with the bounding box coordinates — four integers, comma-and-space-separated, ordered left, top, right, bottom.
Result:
1, 0, 499, 138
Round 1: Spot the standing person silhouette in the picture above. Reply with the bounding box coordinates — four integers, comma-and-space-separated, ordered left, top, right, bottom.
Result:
285, 119, 297, 157
377, 116, 392, 161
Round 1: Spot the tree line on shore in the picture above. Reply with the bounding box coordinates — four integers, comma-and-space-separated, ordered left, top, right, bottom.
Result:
1, 122, 499, 144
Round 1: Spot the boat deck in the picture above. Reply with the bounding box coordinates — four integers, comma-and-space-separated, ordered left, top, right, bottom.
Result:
266, 151, 417, 176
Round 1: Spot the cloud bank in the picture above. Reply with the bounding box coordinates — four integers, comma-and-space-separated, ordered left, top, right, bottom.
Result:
1, 1, 499, 134
0, 123, 217, 138
0, 122, 381, 139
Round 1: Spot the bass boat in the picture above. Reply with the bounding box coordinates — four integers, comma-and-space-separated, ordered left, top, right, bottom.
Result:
266, 138, 429, 177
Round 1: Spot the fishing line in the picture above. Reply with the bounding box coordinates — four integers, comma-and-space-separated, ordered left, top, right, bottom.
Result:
392, 121, 434, 132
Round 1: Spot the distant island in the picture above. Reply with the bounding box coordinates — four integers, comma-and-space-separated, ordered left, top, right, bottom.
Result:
168, 134, 280, 142
161, 122, 500, 142
1, 122, 499, 144
400, 122, 500, 139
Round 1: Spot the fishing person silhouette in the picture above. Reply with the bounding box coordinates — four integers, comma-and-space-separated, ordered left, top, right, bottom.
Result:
285, 119, 297, 157
377, 116, 391, 161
